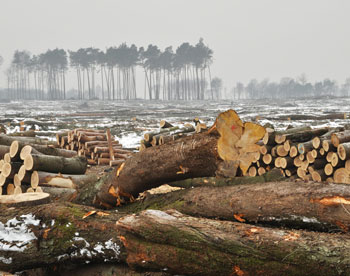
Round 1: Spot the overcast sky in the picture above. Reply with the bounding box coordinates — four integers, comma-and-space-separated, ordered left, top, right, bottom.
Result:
1, 0, 350, 90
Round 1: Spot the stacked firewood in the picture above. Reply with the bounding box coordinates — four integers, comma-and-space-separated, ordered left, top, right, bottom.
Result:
140, 119, 207, 150
57, 128, 132, 167
0, 135, 91, 201
247, 126, 350, 183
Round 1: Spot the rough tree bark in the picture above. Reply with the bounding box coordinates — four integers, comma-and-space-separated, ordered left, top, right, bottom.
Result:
2, 204, 350, 275
120, 180, 350, 232
117, 209, 350, 276
108, 132, 220, 200
24, 154, 87, 174
0, 203, 125, 273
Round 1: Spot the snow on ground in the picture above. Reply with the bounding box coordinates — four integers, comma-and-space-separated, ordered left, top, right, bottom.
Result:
1, 97, 350, 148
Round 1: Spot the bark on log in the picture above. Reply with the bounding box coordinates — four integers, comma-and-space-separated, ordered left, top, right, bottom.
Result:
337, 142, 350, 160
0, 134, 55, 146
266, 113, 349, 121
117, 209, 350, 276
7, 130, 36, 137
84, 140, 119, 148
0, 145, 10, 159
109, 132, 220, 199
3, 203, 350, 275
283, 127, 329, 143
0, 192, 50, 207
167, 168, 284, 188
143, 126, 180, 142
56, 131, 69, 145
159, 120, 173, 128
78, 134, 107, 143
39, 186, 77, 201
106, 128, 115, 161
297, 140, 314, 155
30, 171, 98, 189
121, 180, 350, 233
30, 144, 77, 158
24, 154, 87, 174
331, 130, 350, 147
11, 141, 77, 161
0, 203, 125, 273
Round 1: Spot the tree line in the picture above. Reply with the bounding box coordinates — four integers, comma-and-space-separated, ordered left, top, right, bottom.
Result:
1, 39, 216, 101
232, 75, 350, 100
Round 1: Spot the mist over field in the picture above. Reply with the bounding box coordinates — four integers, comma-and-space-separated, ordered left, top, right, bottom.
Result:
0, 0, 350, 101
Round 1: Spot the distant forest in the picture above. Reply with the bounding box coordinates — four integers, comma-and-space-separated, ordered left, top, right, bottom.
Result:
0, 39, 221, 101
231, 75, 350, 100
1, 41, 350, 101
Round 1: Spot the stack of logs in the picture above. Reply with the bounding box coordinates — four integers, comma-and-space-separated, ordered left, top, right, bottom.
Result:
0, 134, 92, 199
246, 125, 350, 183
57, 128, 132, 167
140, 119, 208, 150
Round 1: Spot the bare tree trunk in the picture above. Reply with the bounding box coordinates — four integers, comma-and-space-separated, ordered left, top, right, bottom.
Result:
117, 209, 350, 276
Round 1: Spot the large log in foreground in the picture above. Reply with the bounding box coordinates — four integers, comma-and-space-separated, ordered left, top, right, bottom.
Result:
117, 209, 350, 276
2, 203, 350, 275
0, 203, 125, 273
109, 132, 220, 199
121, 180, 350, 232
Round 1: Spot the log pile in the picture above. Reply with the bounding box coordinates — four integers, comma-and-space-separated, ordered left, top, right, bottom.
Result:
244, 126, 350, 183
0, 135, 90, 204
140, 119, 207, 150
57, 128, 133, 166
4, 110, 350, 275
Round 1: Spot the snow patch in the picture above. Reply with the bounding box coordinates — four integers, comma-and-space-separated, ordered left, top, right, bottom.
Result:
73, 236, 90, 247
0, 214, 40, 252
291, 215, 321, 224
104, 239, 120, 258
145, 209, 177, 221
57, 254, 69, 261
0, 256, 13, 264
116, 132, 141, 148
93, 243, 104, 254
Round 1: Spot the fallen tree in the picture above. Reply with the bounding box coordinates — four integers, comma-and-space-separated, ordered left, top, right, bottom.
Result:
117, 209, 350, 276
120, 180, 350, 233
105, 110, 266, 206
2, 204, 350, 275
0, 202, 124, 273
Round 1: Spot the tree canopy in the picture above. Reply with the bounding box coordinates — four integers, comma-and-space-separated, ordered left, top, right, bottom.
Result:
4, 39, 214, 101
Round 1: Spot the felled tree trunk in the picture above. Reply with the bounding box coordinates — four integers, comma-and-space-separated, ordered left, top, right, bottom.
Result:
30, 171, 98, 189
167, 167, 284, 188
23, 154, 87, 174
117, 209, 350, 276
0, 134, 55, 146
121, 180, 350, 232
2, 204, 350, 275
0, 203, 125, 273
109, 132, 220, 200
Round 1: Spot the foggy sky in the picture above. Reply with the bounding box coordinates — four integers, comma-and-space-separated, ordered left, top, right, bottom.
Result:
1, 0, 350, 90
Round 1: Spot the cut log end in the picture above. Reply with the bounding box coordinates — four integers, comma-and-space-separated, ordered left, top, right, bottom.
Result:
2, 162, 11, 178
14, 174, 21, 187
9, 140, 19, 158
20, 145, 33, 160
18, 165, 26, 181
4, 153, 11, 163
324, 163, 334, 176
312, 136, 321, 149
24, 154, 34, 171
31, 171, 39, 188
0, 192, 50, 206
